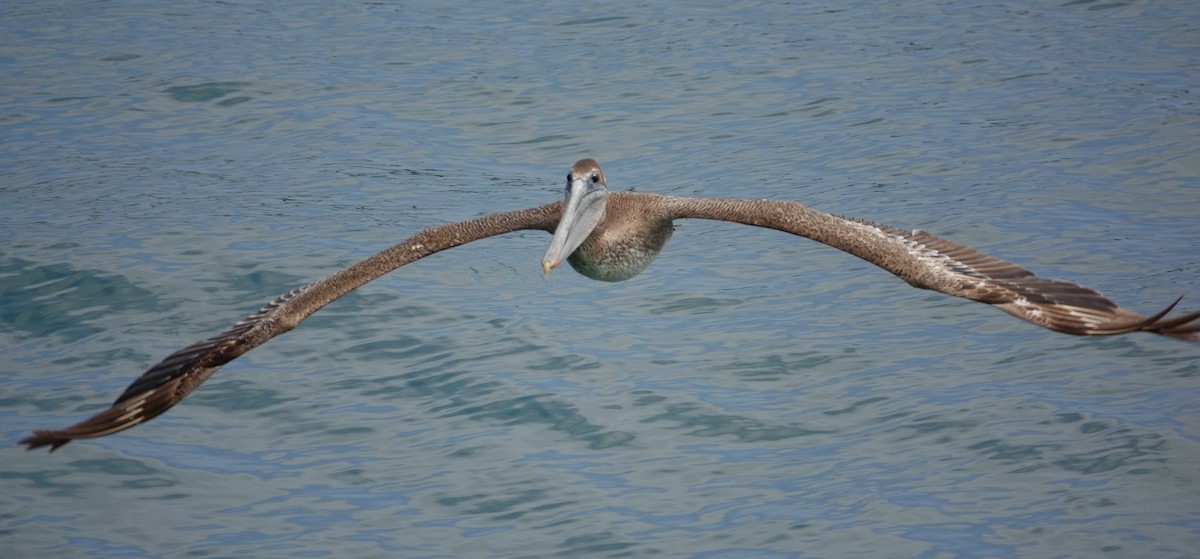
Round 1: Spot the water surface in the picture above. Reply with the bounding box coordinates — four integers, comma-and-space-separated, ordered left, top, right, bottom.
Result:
2, 1, 1199, 558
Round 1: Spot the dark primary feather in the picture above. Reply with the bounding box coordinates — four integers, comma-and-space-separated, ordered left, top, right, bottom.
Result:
114, 284, 311, 405
17, 286, 309, 451
902, 229, 1199, 339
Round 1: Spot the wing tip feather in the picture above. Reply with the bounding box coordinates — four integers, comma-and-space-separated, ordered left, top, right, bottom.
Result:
19, 430, 72, 452
1138, 295, 1200, 341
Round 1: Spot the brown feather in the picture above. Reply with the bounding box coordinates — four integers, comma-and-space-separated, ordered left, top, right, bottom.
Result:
20, 204, 561, 451
661, 196, 1197, 341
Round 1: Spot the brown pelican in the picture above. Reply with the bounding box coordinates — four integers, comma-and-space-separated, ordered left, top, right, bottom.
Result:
19, 159, 1199, 451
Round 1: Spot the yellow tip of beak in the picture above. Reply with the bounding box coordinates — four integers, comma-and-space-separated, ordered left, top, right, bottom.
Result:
542, 261, 553, 276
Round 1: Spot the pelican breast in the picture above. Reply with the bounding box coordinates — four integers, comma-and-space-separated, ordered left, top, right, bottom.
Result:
567, 193, 675, 282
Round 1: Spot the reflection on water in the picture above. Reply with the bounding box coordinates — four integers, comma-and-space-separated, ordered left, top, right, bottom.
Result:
3, 0, 1199, 558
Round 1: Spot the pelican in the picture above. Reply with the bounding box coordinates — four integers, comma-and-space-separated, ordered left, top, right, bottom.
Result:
19, 159, 1199, 451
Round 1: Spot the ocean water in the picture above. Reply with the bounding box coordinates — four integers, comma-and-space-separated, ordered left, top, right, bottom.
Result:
2, 1, 1198, 558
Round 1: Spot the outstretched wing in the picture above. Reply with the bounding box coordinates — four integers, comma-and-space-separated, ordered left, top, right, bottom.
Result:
893, 227, 1199, 339
20, 203, 562, 451
661, 195, 1199, 341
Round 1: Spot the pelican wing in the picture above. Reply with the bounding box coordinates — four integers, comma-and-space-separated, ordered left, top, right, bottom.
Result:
662, 196, 1199, 341
20, 203, 561, 451
895, 226, 1198, 338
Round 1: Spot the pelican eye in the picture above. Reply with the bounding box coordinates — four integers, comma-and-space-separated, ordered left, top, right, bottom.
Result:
591, 173, 601, 183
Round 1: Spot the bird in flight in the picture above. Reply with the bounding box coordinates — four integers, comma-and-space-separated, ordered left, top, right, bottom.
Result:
20, 159, 1199, 451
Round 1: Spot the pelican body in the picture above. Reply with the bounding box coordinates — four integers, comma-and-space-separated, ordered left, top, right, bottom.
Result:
19, 159, 1199, 451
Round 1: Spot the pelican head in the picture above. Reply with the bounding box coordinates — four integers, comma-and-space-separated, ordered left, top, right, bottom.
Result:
541, 159, 608, 275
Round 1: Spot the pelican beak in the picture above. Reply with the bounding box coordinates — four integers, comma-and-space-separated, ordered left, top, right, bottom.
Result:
541, 176, 606, 275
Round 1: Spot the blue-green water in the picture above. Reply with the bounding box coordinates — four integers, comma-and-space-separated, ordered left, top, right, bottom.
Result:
3, 1, 1199, 557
